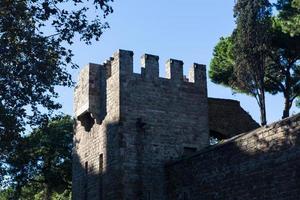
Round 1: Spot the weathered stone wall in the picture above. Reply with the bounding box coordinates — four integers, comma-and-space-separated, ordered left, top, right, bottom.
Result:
73, 49, 209, 200
208, 98, 260, 138
117, 50, 209, 199
73, 57, 124, 200
166, 114, 300, 200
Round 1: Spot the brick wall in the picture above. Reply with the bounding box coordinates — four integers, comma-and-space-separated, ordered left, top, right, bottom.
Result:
167, 114, 300, 200
208, 98, 259, 138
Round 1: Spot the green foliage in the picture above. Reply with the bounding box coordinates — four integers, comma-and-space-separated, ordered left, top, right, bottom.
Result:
0, 0, 113, 180
0, 187, 14, 200
51, 190, 71, 200
1, 186, 71, 200
276, 0, 300, 36
233, 0, 272, 125
271, 0, 300, 113
33, 189, 71, 200
209, 36, 235, 88
3, 115, 73, 199
210, 1, 300, 120
267, 18, 300, 117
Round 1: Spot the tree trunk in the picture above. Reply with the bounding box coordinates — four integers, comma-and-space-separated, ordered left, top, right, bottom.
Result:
282, 65, 292, 119
259, 87, 267, 126
282, 95, 290, 119
260, 101, 267, 126
43, 183, 51, 200
12, 184, 22, 200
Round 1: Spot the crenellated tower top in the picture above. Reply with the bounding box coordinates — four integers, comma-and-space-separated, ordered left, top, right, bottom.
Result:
101, 49, 207, 86
74, 49, 208, 130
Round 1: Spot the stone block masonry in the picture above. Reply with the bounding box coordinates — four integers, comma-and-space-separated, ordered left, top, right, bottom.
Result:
167, 114, 300, 200
73, 49, 297, 200
73, 49, 210, 200
208, 98, 259, 139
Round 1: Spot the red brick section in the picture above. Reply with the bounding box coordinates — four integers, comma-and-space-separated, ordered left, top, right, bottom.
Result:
166, 114, 300, 200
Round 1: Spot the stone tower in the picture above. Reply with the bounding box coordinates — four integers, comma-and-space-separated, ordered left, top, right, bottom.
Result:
72, 50, 209, 200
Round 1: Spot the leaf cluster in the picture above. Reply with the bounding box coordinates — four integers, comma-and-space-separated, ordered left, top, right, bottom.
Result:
3, 115, 74, 199
276, 0, 300, 36
233, 0, 272, 95
209, 0, 300, 120
209, 36, 235, 88
0, 0, 113, 181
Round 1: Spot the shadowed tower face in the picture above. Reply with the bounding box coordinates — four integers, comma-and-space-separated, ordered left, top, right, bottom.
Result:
73, 49, 209, 200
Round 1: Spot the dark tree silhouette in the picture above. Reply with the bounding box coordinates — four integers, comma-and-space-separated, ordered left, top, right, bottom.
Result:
0, 0, 113, 182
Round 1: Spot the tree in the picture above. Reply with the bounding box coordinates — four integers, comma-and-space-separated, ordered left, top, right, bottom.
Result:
209, 36, 236, 88
0, 0, 113, 179
0, 187, 14, 200
233, 0, 272, 126
209, 8, 300, 120
276, 0, 300, 36
209, 34, 254, 96
4, 115, 73, 200
265, 19, 300, 118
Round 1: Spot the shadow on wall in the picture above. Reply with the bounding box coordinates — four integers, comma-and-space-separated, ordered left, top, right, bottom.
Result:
72, 120, 125, 200
166, 114, 300, 200
72, 117, 171, 200
72, 114, 300, 200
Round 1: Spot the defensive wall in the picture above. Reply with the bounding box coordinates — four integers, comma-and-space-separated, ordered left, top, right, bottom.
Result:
73, 49, 261, 200
167, 114, 300, 200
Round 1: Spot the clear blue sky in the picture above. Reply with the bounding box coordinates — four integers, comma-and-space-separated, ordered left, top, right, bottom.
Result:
56, 0, 297, 124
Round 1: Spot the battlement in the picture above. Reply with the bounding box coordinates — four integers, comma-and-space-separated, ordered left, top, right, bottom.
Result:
74, 49, 208, 130
101, 49, 206, 86
74, 50, 207, 90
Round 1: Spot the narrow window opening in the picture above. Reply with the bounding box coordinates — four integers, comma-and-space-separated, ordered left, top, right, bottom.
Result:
85, 161, 88, 175
183, 147, 197, 157
84, 161, 88, 200
99, 154, 103, 200
183, 191, 189, 200
99, 154, 103, 172
146, 190, 151, 200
